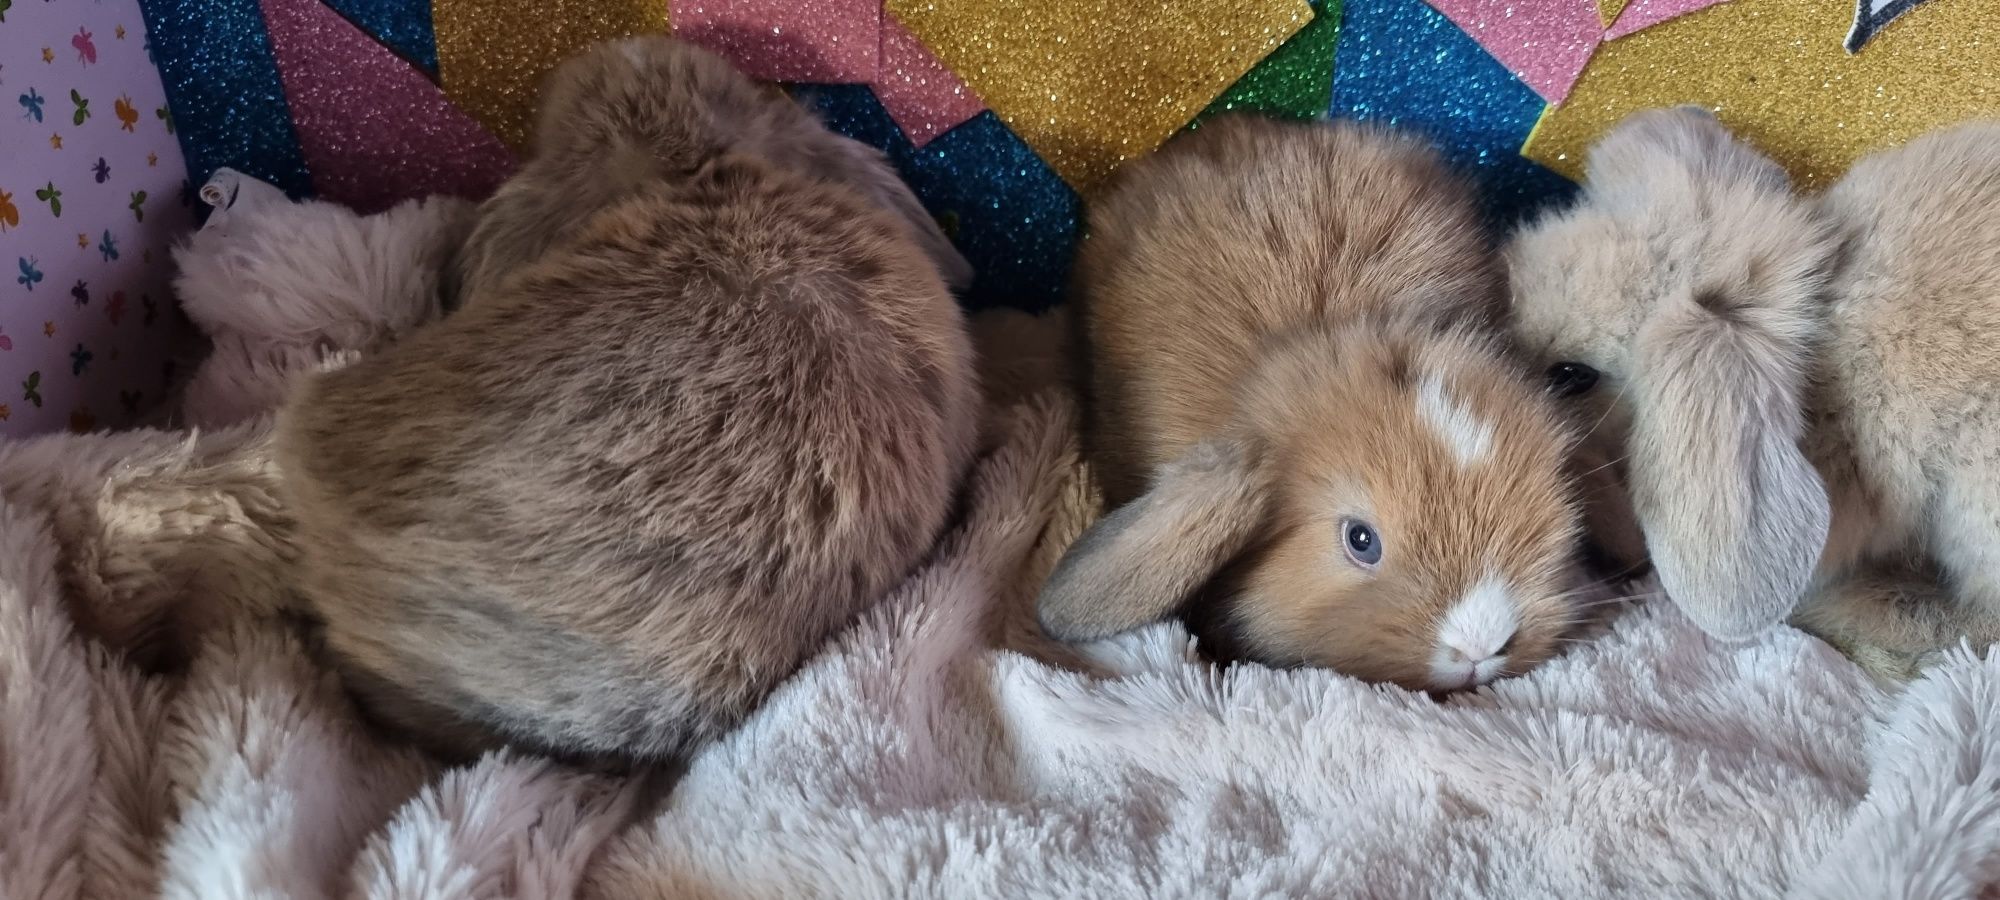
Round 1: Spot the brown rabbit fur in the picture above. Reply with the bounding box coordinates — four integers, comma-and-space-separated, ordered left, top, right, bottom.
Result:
453, 36, 971, 305
276, 37, 978, 763
1039, 116, 1589, 692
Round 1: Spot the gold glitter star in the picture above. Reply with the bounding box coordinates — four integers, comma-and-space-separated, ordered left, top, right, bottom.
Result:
116, 25, 127, 39
43, 321, 57, 338
77, 233, 89, 248
1527, 0, 2000, 189
887, 0, 1312, 190
147, 152, 158, 167
49, 133, 62, 150
41, 48, 54, 63
1596, 0, 1631, 28
434, 0, 667, 148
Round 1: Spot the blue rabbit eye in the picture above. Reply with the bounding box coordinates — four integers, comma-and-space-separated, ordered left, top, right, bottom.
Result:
1342, 519, 1382, 567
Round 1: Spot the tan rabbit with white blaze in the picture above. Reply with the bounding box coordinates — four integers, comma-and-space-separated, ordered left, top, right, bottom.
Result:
1037, 115, 1611, 692
1506, 106, 2000, 659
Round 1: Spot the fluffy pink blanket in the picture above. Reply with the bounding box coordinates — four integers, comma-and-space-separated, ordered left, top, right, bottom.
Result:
3, 183, 1995, 898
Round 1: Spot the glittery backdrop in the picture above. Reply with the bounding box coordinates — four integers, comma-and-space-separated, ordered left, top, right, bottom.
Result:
887, 0, 1314, 191
265, 0, 514, 213
137, 0, 312, 198
109, 0, 2000, 329
320, 0, 440, 72
1194, 0, 1342, 124
795, 85, 1079, 312
1527, 0, 2000, 188
433, 0, 669, 148
1333, 0, 1577, 228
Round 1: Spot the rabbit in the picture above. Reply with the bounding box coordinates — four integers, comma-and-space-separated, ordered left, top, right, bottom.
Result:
1035, 115, 1598, 692
273, 34, 980, 763
172, 167, 474, 428
1504, 106, 2000, 657
452, 37, 972, 306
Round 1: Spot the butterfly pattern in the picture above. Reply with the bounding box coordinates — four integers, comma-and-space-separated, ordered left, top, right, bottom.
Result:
19, 86, 45, 122
2, 0, 191, 435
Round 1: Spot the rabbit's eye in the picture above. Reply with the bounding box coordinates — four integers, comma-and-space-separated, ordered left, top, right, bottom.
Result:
1546, 362, 1599, 397
1342, 519, 1383, 568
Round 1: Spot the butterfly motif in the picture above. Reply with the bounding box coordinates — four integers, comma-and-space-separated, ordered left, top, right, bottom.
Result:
129, 190, 146, 222
106, 291, 126, 323
92, 157, 110, 183
19, 87, 44, 122
155, 105, 174, 135
35, 182, 61, 217
17, 256, 43, 290
141, 294, 158, 325
119, 390, 142, 415
70, 279, 88, 306
0, 190, 17, 232
114, 96, 138, 132
0, 328, 12, 352
22, 371, 42, 408
70, 89, 90, 126
0, 0, 12, 24
98, 230, 118, 262
72, 28, 97, 65
70, 344, 92, 375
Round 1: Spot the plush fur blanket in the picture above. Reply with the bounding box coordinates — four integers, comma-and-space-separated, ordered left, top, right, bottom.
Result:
4, 307, 1998, 899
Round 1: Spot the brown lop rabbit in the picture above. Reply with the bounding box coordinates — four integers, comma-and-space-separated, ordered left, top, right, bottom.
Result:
275, 35, 979, 763
1037, 116, 1599, 692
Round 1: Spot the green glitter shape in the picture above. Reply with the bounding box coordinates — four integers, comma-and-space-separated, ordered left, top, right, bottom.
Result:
1191, 0, 1343, 125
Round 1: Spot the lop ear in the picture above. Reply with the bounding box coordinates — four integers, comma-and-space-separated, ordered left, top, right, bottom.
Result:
1037, 439, 1269, 642
1627, 291, 1830, 641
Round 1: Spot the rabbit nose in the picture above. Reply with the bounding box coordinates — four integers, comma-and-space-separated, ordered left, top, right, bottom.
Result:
1445, 643, 1487, 664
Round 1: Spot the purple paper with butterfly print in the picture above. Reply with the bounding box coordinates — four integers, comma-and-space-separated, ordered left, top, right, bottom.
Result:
1, 0, 196, 435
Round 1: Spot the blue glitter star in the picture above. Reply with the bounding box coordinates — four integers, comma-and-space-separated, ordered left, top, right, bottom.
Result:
1331, 0, 1577, 230
793, 85, 1080, 313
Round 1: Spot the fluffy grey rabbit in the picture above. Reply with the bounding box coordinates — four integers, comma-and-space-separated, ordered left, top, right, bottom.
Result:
1507, 106, 2000, 660
275, 35, 979, 762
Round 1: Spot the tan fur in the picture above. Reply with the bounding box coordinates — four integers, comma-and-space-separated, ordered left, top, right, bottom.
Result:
1506, 108, 2000, 660
275, 36, 979, 763
1038, 117, 1586, 691
453, 36, 970, 305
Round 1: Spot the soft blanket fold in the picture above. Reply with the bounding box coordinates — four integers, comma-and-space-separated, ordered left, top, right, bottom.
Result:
3, 312, 1999, 899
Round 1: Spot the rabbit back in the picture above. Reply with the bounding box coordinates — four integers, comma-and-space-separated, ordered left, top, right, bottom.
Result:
1817, 121, 2000, 599
278, 155, 977, 761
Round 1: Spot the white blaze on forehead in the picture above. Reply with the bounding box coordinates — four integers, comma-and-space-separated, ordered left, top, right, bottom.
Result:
1416, 373, 1494, 467
1437, 572, 1519, 661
